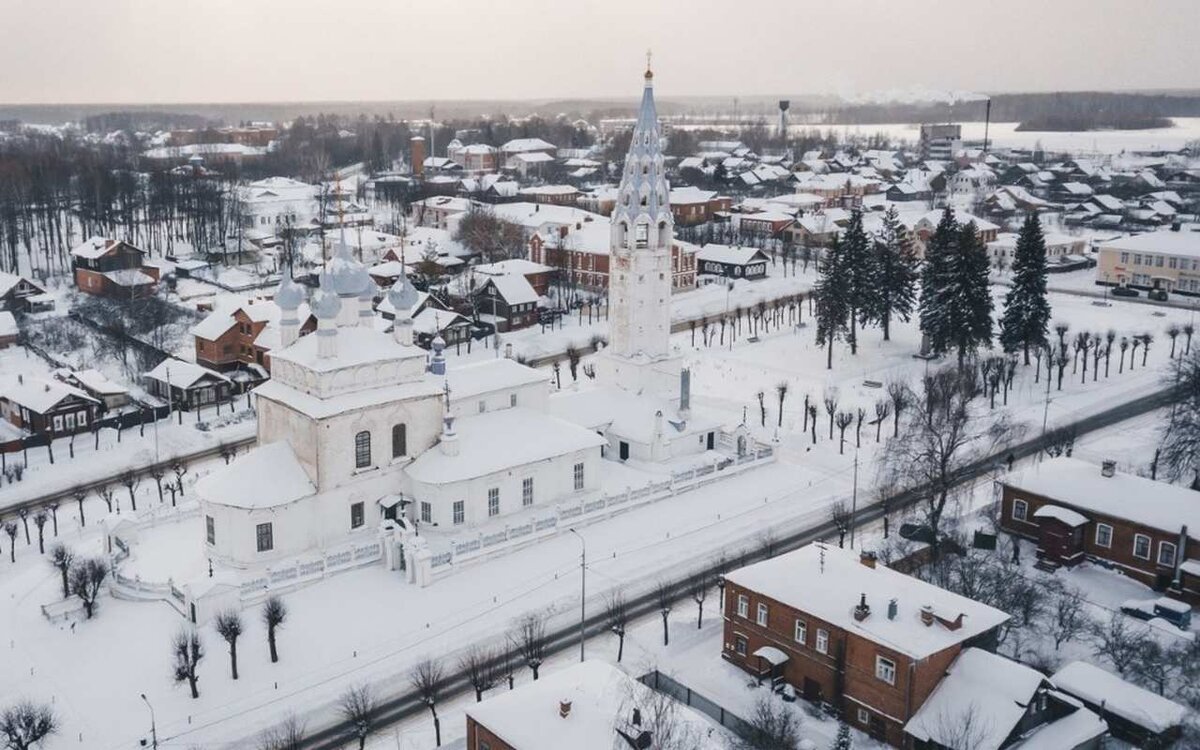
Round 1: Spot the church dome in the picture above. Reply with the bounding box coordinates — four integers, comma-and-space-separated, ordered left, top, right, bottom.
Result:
311, 282, 342, 320
275, 274, 306, 310
326, 242, 371, 297
388, 273, 420, 314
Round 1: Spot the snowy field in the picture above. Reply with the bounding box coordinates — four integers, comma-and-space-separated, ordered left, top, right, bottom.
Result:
0, 283, 1195, 749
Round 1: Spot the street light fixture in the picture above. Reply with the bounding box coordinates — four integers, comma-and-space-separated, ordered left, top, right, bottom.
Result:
568, 528, 586, 662
140, 693, 158, 749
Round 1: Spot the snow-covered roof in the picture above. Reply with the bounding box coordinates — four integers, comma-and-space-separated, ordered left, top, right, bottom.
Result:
103, 269, 156, 287
269, 326, 419, 375
550, 386, 720, 446
1006, 703, 1106, 750
500, 137, 556, 153
196, 441, 315, 510
1051, 661, 1187, 734
254, 377, 442, 421
410, 307, 468, 336
478, 274, 539, 306
906, 648, 1047, 750
725, 543, 1010, 659
669, 186, 717, 205
0, 272, 42, 298
405, 407, 604, 485
0, 311, 16, 338
191, 308, 239, 340
144, 359, 230, 389
2, 378, 98, 414
1004, 457, 1200, 536
1031, 504, 1089, 528
67, 368, 128, 396
446, 358, 546, 401
473, 259, 552, 277
696, 244, 768, 267
511, 151, 555, 164
70, 236, 118, 259
1101, 229, 1200, 260
466, 661, 725, 750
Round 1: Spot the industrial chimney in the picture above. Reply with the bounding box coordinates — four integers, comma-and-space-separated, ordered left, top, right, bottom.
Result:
410, 136, 426, 177
778, 100, 790, 140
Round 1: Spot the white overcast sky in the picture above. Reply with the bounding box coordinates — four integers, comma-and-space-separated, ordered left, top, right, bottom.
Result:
1, 0, 1197, 103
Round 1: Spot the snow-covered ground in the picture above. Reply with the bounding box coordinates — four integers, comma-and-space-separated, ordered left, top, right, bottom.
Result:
0, 283, 1194, 749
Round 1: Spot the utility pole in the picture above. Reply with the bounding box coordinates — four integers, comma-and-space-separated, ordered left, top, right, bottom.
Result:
849, 451, 859, 550
568, 528, 585, 662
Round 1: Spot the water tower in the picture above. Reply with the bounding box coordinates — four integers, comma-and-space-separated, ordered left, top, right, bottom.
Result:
778, 100, 790, 139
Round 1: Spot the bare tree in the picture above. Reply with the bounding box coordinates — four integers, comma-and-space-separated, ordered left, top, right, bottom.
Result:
835, 411, 854, 454
1090, 612, 1147, 676
257, 714, 306, 750
656, 579, 674, 646
1133, 639, 1183, 696
150, 465, 167, 503
1158, 349, 1200, 488
775, 382, 788, 428
734, 696, 803, 750
171, 628, 204, 699
69, 557, 109, 619
510, 612, 548, 680
882, 367, 1012, 558
1047, 583, 1088, 651
409, 658, 445, 747
886, 380, 909, 438
3, 522, 15, 563
873, 399, 892, 443
96, 483, 116, 514
926, 705, 990, 750
689, 572, 709, 629
823, 389, 839, 440
338, 684, 378, 750
263, 595, 287, 663
32, 511, 47, 554
458, 645, 495, 702
0, 700, 58, 750
48, 543, 74, 599
604, 591, 629, 662
214, 609, 244, 680
171, 460, 188, 495
118, 469, 141, 511
71, 486, 88, 527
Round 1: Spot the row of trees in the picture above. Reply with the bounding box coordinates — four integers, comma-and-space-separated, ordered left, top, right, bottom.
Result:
172, 596, 288, 699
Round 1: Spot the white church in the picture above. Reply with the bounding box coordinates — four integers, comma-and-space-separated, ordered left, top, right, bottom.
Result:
196, 65, 755, 582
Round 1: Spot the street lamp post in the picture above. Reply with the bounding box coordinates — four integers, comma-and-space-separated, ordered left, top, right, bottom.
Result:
568, 528, 585, 662
140, 693, 158, 749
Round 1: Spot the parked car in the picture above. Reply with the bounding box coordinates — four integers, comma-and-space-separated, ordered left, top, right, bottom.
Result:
1111, 286, 1139, 298
1120, 596, 1192, 630
1148, 288, 1169, 302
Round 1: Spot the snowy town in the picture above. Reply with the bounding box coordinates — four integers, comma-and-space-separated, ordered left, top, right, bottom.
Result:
1, 3, 1200, 750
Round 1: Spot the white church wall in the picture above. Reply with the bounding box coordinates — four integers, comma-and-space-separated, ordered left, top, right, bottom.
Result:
257, 399, 320, 483
409, 446, 601, 528
312, 395, 443, 492
449, 380, 548, 420
203, 500, 314, 568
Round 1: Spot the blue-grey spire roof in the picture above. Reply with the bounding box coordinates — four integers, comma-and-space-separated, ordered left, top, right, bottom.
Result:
612, 64, 671, 236
311, 270, 342, 320
387, 270, 420, 315
325, 236, 371, 297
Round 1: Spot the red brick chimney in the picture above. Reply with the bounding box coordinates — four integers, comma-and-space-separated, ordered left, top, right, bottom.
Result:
859, 550, 877, 569
559, 699, 572, 718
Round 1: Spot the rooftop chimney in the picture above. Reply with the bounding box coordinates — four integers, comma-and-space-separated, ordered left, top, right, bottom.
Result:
859, 550, 877, 569
853, 593, 870, 622
1101, 460, 1116, 478
920, 604, 935, 627
559, 699, 572, 718
887, 598, 898, 620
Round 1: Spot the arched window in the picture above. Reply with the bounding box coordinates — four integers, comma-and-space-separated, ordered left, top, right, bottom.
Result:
354, 431, 371, 469
392, 424, 407, 458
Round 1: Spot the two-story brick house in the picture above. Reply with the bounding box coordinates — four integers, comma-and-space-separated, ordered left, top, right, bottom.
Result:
998, 457, 1199, 605
192, 298, 316, 375
722, 543, 1010, 747
70, 236, 159, 299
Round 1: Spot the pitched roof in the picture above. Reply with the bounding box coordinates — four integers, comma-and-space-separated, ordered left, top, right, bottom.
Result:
1003, 457, 1200, 535
196, 441, 315, 510
725, 544, 1010, 659
906, 648, 1047, 750
1052, 661, 1187, 734
478, 274, 539, 306
3, 378, 98, 414
143, 359, 231, 389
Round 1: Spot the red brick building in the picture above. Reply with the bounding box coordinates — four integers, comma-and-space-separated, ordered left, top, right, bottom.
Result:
669, 187, 732, 226
722, 543, 1009, 747
191, 299, 315, 374
528, 218, 697, 293
998, 457, 1200, 605
70, 237, 159, 299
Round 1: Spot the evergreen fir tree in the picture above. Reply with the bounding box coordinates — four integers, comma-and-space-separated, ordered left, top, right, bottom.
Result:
919, 207, 959, 356
840, 209, 876, 354
949, 221, 996, 367
999, 212, 1052, 364
831, 720, 853, 750
868, 205, 919, 341
815, 235, 851, 370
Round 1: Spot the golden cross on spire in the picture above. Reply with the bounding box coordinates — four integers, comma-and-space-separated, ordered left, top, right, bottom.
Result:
646, 48, 653, 75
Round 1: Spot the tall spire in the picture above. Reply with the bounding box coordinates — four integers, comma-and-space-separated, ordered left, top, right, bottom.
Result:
606, 62, 674, 363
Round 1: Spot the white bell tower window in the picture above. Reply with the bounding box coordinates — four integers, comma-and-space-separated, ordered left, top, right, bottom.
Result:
635, 224, 648, 248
